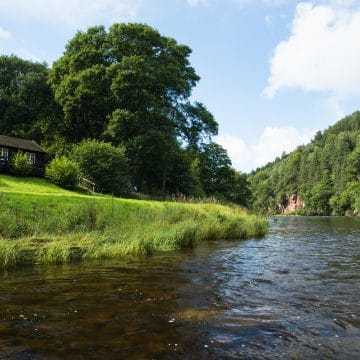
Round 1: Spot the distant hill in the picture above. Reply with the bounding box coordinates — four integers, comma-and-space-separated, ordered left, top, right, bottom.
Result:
249, 111, 360, 215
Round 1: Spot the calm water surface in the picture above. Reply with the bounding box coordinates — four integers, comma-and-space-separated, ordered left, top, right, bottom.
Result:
0, 217, 359, 359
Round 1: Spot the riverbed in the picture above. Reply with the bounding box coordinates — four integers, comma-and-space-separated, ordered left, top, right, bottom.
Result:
0, 216, 359, 359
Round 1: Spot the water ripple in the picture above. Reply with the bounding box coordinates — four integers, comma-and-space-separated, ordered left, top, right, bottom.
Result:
0, 216, 359, 359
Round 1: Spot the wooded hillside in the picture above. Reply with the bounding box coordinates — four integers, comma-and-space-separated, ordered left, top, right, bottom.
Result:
250, 112, 360, 215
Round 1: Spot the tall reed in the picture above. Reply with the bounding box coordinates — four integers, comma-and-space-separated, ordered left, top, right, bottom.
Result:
0, 191, 268, 267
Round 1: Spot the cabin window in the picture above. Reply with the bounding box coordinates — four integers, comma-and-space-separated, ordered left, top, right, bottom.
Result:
27, 152, 36, 165
0, 147, 8, 160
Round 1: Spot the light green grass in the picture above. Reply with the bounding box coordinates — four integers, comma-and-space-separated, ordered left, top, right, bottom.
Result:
0, 174, 101, 197
0, 174, 75, 195
0, 174, 268, 267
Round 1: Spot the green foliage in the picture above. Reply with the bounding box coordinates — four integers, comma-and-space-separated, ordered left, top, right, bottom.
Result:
178, 102, 218, 151
41, 136, 72, 158
250, 111, 360, 215
45, 156, 79, 189
189, 157, 206, 198
11, 151, 32, 176
195, 142, 250, 205
0, 55, 60, 141
198, 142, 233, 197
72, 140, 130, 196
1, 25, 251, 204
48, 23, 219, 195
250, 170, 275, 213
228, 170, 251, 207
307, 172, 333, 215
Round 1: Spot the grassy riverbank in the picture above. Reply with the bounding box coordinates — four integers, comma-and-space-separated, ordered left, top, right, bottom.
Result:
0, 175, 268, 267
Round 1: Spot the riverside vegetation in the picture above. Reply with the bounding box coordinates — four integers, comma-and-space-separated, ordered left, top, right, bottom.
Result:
250, 112, 360, 215
0, 23, 268, 268
0, 24, 251, 205
0, 175, 268, 268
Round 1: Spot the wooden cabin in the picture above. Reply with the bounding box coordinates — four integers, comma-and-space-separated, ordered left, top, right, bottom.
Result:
0, 135, 46, 176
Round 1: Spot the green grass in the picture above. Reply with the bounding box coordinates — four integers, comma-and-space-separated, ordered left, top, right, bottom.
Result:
0, 174, 268, 267
0, 174, 98, 197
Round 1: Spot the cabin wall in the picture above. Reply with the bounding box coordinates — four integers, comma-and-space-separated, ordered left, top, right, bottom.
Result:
0, 146, 46, 177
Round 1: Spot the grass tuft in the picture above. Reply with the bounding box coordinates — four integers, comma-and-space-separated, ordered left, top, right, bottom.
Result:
0, 175, 268, 267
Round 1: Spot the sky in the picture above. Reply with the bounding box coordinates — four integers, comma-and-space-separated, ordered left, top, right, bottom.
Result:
1, 0, 360, 172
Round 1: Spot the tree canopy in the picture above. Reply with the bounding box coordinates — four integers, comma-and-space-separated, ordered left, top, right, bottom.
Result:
0, 23, 249, 203
250, 112, 360, 215
48, 23, 218, 194
0, 55, 59, 141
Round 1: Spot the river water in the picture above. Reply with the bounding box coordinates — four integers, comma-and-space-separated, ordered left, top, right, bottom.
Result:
0, 217, 359, 359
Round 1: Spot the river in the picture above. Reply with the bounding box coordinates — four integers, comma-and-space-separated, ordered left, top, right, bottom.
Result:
0, 217, 359, 359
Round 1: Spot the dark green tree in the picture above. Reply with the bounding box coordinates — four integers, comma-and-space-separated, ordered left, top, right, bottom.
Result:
72, 140, 130, 196
228, 170, 251, 207
177, 102, 218, 151
198, 142, 234, 199
308, 171, 333, 215
49, 23, 218, 194
0, 55, 60, 141
250, 170, 275, 213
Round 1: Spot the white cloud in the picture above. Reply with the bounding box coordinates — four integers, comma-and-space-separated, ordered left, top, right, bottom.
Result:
15, 48, 44, 63
217, 126, 317, 172
264, 1, 360, 98
0, 0, 144, 28
0, 26, 11, 39
216, 133, 251, 169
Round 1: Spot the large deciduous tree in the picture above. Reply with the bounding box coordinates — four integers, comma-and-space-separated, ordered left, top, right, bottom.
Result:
0, 55, 59, 141
198, 142, 233, 198
49, 23, 218, 193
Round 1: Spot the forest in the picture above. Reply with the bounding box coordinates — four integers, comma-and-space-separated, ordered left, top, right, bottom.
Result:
250, 112, 360, 215
0, 23, 249, 205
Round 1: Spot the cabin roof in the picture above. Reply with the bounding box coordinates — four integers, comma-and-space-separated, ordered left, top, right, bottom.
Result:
0, 135, 45, 153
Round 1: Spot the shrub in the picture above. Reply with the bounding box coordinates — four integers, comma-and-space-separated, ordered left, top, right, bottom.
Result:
72, 140, 130, 196
45, 156, 79, 189
11, 151, 32, 176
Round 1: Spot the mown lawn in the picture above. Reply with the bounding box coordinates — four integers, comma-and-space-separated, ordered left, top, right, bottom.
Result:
0, 174, 97, 197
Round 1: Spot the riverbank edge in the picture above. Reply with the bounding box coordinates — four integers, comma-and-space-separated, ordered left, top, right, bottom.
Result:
272, 212, 359, 217
0, 191, 268, 268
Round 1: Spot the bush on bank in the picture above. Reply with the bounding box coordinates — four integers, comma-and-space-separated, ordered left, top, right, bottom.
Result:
45, 156, 79, 189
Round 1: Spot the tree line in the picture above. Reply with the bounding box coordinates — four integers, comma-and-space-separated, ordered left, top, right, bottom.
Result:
0, 23, 249, 205
250, 112, 360, 215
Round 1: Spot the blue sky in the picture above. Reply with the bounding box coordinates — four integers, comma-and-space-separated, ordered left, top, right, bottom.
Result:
1, 0, 359, 172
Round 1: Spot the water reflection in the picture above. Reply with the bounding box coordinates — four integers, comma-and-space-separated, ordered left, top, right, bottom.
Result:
0, 217, 359, 359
